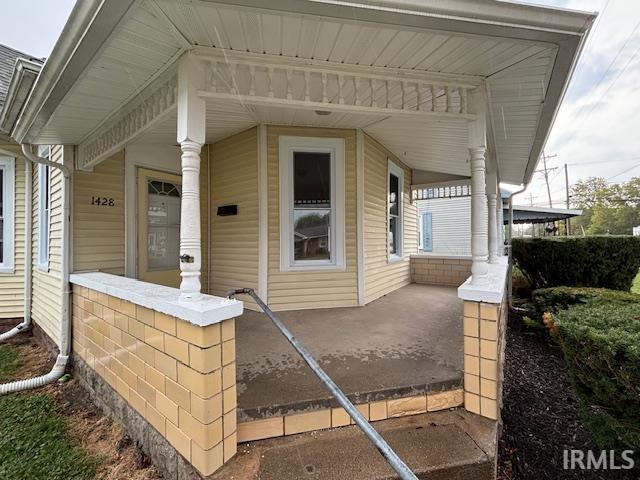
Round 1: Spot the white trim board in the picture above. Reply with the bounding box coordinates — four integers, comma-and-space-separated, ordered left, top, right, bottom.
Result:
278, 135, 346, 272
124, 145, 181, 278
0, 155, 15, 274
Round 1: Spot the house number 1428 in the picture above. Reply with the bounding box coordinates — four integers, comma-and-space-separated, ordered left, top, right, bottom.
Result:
91, 196, 115, 206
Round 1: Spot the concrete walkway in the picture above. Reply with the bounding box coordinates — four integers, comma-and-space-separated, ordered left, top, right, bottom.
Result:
235, 284, 463, 421
213, 409, 496, 480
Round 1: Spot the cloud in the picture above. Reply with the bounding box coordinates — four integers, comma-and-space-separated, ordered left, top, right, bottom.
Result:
517, 0, 640, 207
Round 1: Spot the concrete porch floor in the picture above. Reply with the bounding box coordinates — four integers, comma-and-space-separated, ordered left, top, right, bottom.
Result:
236, 284, 463, 421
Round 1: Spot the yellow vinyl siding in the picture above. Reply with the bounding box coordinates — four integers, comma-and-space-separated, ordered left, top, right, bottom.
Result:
267, 126, 358, 310
209, 128, 259, 304
363, 134, 417, 304
31, 145, 64, 346
0, 145, 25, 318
73, 152, 125, 274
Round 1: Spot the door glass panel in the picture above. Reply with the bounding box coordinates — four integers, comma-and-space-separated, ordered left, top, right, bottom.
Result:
293, 152, 331, 262
147, 180, 181, 270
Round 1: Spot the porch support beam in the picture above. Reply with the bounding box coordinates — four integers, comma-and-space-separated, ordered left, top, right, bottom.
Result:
468, 88, 489, 285
177, 53, 206, 299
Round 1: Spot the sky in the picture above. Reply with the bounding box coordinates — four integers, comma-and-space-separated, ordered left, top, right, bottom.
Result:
1, 0, 639, 208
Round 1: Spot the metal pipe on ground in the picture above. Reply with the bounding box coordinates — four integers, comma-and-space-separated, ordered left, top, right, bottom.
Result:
226, 288, 419, 480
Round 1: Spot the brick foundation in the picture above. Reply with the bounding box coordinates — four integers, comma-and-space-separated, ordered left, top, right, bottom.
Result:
71, 285, 237, 477
410, 255, 472, 287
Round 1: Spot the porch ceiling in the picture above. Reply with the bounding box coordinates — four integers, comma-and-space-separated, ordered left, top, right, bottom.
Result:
16, 0, 594, 184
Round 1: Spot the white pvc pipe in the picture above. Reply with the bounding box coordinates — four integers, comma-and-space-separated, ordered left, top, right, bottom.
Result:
0, 145, 71, 394
0, 159, 32, 342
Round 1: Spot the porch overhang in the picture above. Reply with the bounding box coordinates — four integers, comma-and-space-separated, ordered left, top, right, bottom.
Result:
12, 0, 595, 184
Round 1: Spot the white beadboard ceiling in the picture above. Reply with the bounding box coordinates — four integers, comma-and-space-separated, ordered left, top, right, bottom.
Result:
35, 0, 574, 183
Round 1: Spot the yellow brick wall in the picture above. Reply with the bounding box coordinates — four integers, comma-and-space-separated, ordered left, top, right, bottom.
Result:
71, 285, 237, 476
462, 297, 507, 421
410, 256, 472, 287
363, 134, 417, 304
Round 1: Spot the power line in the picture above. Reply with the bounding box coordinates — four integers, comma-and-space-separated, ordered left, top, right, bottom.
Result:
606, 162, 640, 181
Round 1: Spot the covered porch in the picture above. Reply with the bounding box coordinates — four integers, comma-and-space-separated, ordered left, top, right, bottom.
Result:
236, 283, 462, 426
11, 0, 594, 477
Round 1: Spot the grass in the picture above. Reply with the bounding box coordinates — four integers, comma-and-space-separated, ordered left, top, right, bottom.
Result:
0, 344, 21, 382
632, 271, 640, 295
0, 345, 98, 480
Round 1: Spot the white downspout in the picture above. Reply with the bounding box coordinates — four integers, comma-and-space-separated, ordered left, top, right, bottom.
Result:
0, 145, 71, 394
0, 159, 33, 342
505, 184, 527, 312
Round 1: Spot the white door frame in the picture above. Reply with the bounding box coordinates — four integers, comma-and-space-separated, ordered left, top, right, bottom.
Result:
124, 145, 182, 278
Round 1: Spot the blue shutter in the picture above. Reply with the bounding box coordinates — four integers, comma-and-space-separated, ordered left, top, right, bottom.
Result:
422, 213, 432, 252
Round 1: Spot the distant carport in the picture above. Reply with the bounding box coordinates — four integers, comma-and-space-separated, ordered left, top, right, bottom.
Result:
503, 206, 582, 224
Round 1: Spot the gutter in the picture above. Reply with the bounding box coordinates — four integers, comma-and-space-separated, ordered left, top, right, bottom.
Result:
0, 58, 43, 135
0, 145, 72, 394
503, 184, 527, 313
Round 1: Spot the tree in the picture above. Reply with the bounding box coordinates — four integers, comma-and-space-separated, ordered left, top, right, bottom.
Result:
570, 176, 640, 235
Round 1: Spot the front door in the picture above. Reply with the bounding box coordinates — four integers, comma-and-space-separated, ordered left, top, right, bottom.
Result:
137, 168, 182, 288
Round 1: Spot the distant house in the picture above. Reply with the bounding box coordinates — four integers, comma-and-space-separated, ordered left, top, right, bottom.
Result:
416, 187, 582, 255
0, 44, 42, 320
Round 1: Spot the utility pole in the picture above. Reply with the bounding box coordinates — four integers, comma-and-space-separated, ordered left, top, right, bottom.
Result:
540, 151, 558, 208
564, 163, 571, 236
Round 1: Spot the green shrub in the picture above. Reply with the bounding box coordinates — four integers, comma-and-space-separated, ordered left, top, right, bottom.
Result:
512, 236, 640, 291
553, 301, 640, 449
532, 286, 640, 316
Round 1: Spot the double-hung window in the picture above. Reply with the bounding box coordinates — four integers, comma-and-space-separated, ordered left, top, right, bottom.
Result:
279, 136, 345, 271
0, 155, 15, 273
388, 160, 404, 260
37, 146, 51, 271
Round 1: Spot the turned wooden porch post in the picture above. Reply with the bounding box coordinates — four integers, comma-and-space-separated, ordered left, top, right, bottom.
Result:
486, 171, 499, 264
468, 88, 489, 284
177, 54, 206, 298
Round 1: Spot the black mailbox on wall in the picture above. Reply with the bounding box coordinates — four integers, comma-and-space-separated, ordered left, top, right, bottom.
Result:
217, 205, 238, 216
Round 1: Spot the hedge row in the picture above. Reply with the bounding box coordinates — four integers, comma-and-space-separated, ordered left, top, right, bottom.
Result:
512, 236, 640, 291
532, 286, 640, 317
539, 288, 640, 449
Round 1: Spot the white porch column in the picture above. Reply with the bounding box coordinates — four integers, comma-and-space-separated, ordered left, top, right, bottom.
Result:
486, 171, 499, 264
488, 193, 498, 263
468, 88, 489, 284
177, 54, 206, 298
470, 148, 489, 282
497, 200, 505, 256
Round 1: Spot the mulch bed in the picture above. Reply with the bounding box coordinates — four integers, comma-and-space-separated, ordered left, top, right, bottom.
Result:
497, 314, 638, 480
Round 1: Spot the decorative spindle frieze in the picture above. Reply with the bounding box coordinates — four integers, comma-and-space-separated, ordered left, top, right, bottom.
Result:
198, 56, 475, 119
77, 75, 177, 170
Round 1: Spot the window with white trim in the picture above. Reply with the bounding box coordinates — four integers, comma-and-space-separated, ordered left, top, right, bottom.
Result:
388, 160, 404, 260
37, 146, 51, 271
279, 136, 345, 271
0, 155, 15, 273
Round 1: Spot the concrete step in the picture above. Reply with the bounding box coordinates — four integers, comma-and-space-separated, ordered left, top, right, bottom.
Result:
212, 409, 497, 480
